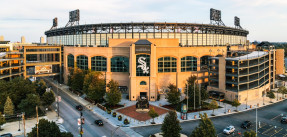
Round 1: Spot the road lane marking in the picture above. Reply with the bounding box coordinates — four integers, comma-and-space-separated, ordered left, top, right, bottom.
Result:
262, 126, 274, 135
271, 114, 281, 121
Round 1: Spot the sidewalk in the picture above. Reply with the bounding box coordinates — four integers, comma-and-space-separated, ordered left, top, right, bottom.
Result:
0, 111, 60, 136
44, 78, 287, 129
44, 78, 143, 137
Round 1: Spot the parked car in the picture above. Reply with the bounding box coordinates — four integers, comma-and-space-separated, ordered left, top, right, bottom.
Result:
241, 121, 252, 129
281, 117, 287, 124
223, 125, 235, 134
95, 120, 104, 126
0, 133, 13, 137
76, 105, 83, 111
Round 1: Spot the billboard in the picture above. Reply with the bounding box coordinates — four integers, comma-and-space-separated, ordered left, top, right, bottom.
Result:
69, 9, 80, 22
35, 65, 52, 74
234, 16, 240, 26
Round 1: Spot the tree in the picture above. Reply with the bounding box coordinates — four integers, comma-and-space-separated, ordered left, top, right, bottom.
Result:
267, 91, 275, 102
190, 113, 216, 137
208, 100, 218, 115
0, 112, 5, 131
148, 107, 159, 123
83, 71, 106, 103
232, 99, 241, 111
42, 91, 55, 107
4, 96, 14, 116
18, 94, 41, 117
28, 119, 72, 137
106, 80, 121, 106
244, 130, 256, 137
167, 83, 180, 107
35, 79, 47, 96
70, 68, 85, 92
185, 75, 208, 110
161, 111, 182, 137
278, 86, 287, 99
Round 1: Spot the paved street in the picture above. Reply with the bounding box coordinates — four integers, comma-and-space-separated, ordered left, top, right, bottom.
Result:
132, 99, 287, 137
49, 83, 128, 137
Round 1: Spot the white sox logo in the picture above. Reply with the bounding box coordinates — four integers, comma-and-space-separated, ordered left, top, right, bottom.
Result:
137, 57, 149, 74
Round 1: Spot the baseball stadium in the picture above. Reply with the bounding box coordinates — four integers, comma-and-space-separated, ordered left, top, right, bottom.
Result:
44, 9, 284, 102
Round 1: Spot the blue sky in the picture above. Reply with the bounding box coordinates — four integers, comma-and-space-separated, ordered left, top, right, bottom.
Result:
0, 0, 286, 43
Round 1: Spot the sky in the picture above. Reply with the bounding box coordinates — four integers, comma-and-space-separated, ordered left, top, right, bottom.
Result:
0, 0, 286, 43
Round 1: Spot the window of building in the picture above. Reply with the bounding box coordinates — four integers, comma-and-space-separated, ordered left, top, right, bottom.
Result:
68, 54, 74, 68
158, 57, 177, 72
76, 55, 88, 70
111, 56, 129, 72
91, 56, 107, 71
136, 54, 150, 76
181, 56, 197, 72
140, 81, 147, 85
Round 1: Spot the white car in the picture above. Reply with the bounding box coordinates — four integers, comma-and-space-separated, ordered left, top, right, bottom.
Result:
223, 125, 235, 134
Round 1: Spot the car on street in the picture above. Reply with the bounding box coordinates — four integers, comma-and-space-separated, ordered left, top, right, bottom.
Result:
95, 120, 104, 126
281, 117, 287, 124
0, 133, 13, 137
223, 125, 235, 134
76, 105, 83, 111
241, 121, 252, 128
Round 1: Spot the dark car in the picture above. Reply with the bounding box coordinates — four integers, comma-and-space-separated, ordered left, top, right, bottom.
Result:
95, 120, 104, 126
0, 133, 13, 137
241, 121, 251, 129
76, 105, 83, 111
281, 117, 287, 124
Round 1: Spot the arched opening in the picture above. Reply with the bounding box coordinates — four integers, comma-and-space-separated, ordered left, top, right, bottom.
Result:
200, 55, 211, 70
76, 55, 88, 70
111, 56, 129, 72
181, 56, 197, 72
158, 57, 177, 73
91, 56, 107, 71
67, 54, 74, 68
140, 81, 147, 85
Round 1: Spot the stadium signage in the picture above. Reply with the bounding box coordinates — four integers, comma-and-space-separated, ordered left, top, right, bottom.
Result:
135, 45, 151, 54
137, 57, 149, 74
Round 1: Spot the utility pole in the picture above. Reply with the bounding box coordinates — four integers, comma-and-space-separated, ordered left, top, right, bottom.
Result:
194, 80, 195, 110
186, 84, 188, 111
36, 106, 39, 137
255, 105, 258, 136
80, 112, 84, 137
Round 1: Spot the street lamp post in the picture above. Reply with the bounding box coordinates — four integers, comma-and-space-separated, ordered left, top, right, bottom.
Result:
57, 81, 60, 118
255, 105, 258, 136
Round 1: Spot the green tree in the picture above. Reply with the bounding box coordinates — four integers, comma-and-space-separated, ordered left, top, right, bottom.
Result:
106, 80, 122, 106
167, 83, 180, 107
83, 71, 106, 103
267, 91, 275, 102
0, 112, 5, 131
28, 119, 60, 137
190, 113, 216, 137
278, 86, 287, 99
244, 130, 256, 137
35, 79, 47, 96
60, 132, 73, 137
232, 99, 241, 111
42, 91, 55, 107
148, 107, 159, 123
4, 96, 14, 116
70, 68, 85, 92
18, 94, 41, 117
208, 100, 218, 115
185, 75, 208, 110
161, 111, 182, 137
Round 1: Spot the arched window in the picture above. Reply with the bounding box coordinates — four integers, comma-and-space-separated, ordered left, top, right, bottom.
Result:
181, 56, 197, 72
200, 56, 211, 70
111, 56, 129, 72
91, 56, 107, 71
67, 54, 74, 68
140, 81, 147, 85
136, 54, 150, 76
158, 57, 177, 72
76, 55, 88, 70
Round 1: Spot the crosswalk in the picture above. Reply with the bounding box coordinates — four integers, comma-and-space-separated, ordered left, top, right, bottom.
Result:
57, 123, 68, 133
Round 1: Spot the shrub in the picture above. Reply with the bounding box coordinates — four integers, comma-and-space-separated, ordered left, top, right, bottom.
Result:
124, 118, 129, 125
107, 109, 111, 114
112, 112, 117, 117
118, 115, 122, 121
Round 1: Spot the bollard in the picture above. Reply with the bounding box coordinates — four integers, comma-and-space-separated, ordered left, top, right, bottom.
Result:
228, 109, 231, 113
257, 103, 260, 107
250, 105, 252, 108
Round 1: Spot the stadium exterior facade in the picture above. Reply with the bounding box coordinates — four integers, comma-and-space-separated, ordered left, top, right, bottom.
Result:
45, 22, 284, 102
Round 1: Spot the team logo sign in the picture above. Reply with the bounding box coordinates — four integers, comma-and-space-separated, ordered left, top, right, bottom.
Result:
137, 57, 149, 74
